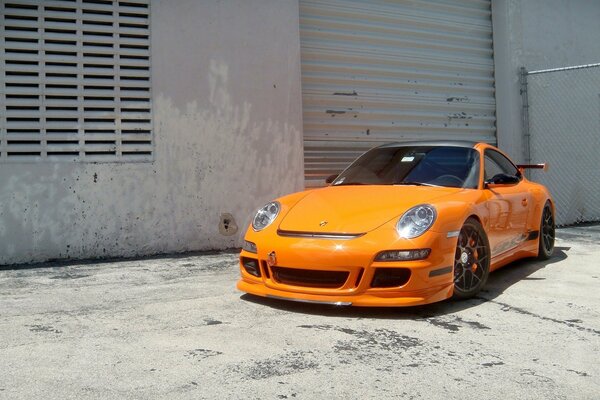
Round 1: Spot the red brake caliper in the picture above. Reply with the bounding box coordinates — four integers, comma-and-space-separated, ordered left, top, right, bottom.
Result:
471, 237, 478, 272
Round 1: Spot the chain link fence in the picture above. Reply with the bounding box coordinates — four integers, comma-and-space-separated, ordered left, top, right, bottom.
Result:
522, 63, 600, 226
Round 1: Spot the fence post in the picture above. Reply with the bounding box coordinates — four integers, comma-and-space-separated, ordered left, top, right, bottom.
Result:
520, 67, 531, 169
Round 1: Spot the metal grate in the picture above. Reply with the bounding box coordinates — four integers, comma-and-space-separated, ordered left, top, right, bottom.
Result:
0, 0, 153, 162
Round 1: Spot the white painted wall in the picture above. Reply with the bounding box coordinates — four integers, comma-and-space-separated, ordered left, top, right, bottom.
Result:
492, 0, 600, 162
0, 0, 305, 265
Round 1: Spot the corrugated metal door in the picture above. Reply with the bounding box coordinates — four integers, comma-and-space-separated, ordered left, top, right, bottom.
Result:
300, 0, 496, 187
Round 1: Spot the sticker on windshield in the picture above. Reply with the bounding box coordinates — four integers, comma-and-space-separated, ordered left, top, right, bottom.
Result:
401, 156, 415, 162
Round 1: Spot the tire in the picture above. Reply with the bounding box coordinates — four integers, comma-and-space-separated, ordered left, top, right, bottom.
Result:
538, 201, 555, 260
452, 218, 491, 299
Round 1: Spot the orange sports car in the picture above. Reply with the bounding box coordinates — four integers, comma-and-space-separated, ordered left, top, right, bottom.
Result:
237, 141, 555, 307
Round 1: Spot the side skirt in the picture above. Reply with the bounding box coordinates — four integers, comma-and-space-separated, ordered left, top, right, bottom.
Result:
490, 243, 538, 272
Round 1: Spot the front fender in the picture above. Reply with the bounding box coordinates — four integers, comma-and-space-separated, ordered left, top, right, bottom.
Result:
430, 189, 489, 234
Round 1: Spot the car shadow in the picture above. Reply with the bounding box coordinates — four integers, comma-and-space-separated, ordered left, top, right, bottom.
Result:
239, 246, 570, 319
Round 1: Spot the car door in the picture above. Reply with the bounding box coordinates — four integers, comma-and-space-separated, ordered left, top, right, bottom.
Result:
483, 149, 531, 257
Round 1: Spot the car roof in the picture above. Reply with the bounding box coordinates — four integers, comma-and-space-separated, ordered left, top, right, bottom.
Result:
379, 140, 479, 149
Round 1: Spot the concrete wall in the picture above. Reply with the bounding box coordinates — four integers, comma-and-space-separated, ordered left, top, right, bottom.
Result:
0, 0, 305, 265
492, 0, 600, 162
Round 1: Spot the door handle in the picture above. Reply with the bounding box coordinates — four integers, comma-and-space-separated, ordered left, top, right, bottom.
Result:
522, 198, 528, 207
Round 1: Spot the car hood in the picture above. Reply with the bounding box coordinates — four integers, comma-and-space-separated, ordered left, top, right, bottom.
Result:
278, 185, 460, 234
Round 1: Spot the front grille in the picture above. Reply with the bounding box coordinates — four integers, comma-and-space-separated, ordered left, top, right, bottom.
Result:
271, 266, 349, 288
370, 268, 411, 288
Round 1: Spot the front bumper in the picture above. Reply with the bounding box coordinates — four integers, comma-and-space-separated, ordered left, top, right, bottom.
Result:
237, 226, 457, 307
237, 279, 453, 307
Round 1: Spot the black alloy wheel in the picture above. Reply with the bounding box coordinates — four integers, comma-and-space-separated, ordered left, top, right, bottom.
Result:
538, 202, 555, 260
452, 218, 490, 299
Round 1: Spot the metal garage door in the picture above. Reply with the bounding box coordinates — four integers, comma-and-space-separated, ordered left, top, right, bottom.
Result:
300, 0, 496, 187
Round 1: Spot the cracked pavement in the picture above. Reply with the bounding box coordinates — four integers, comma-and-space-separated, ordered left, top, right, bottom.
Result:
0, 225, 599, 399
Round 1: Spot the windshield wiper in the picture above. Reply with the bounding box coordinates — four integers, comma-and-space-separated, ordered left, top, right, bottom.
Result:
334, 182, 366, 186
394, 181, 440, 187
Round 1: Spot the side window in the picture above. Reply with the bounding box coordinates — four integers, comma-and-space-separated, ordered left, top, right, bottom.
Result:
484, 150, 520, 181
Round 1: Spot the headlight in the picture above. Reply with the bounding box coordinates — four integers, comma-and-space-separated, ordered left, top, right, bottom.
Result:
252, 201, 281, 231
396, 204, 436, 239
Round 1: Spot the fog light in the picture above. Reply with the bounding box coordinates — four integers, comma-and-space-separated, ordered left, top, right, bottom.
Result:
242, 240, 257, 253
374, 249, 431, 261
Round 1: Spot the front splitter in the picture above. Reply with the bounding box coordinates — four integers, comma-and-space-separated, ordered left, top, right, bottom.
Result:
266, 294, 352, 306
237, 279, 454, 307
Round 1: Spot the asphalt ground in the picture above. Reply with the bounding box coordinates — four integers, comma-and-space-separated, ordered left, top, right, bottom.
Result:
0, 225, 599, 399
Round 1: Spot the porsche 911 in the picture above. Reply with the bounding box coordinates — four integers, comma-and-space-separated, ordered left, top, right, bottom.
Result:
237, 141, 555, 307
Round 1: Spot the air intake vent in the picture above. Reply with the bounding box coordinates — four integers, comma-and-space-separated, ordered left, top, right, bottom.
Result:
241, 257, 261, 277
0, 0, 153, 162
371, 268, 411, 288
272, 266, 349, 288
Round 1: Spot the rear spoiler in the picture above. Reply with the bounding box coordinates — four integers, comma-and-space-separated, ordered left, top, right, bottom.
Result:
517, 163, 548, 171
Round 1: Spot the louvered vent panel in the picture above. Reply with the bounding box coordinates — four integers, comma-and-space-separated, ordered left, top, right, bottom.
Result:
0, 0, 153, 162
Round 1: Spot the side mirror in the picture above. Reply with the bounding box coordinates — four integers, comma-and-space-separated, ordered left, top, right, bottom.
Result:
485, 173, 520, 188
325, 174, 338, 184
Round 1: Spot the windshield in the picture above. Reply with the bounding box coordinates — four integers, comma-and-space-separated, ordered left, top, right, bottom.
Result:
332, 145, 480, 189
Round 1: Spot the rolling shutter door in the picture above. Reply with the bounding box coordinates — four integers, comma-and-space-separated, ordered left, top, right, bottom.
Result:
300, 0, 496, 187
